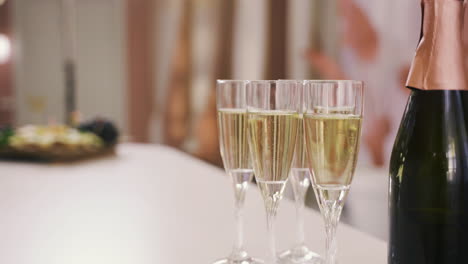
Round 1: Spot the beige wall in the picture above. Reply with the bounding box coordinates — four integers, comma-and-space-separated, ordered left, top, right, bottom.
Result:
12, 0, 127, 131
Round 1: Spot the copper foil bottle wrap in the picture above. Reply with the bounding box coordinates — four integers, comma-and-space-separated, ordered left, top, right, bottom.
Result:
406, 0, 468, 90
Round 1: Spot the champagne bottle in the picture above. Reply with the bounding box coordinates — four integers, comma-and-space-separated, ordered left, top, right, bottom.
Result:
389, 0, 468, 263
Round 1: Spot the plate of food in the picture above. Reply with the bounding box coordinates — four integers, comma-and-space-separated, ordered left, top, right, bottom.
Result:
0, 119, 119, 162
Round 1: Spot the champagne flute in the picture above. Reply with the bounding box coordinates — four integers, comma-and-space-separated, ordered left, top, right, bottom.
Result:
215, 80, 263, 264
303, 80, 364, 264
278, 80, 324, 264
247, 80, 302, 264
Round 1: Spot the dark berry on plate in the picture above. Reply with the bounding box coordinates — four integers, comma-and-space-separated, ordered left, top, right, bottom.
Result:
78, 119, 119, 146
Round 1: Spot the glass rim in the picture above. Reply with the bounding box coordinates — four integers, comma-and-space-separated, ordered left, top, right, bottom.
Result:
303, 80, 364, 85
248, 80, 304, 86
247, 80, 276, 84
217, 79, 249, 84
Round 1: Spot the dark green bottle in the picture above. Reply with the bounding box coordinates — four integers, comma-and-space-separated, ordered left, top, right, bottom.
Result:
389, 0, 468, 263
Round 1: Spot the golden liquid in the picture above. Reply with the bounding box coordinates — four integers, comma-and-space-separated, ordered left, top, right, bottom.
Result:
304, 114, 362, 186
248, 111, 300, 182
218, 109, 250, 170
291, 115, 306, 169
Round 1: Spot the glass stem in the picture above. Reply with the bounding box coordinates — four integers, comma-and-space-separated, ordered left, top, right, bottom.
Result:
266, 203, 279, 264
229, 169, 253, 260
323, 205, 342, 264
233, 198, 244, 253
325, 221, 338, 264
290, 169, 310, 248
295, 193, 306, 246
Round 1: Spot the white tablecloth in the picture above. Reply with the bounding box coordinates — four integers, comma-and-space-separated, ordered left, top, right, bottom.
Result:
0, 143, 387, 264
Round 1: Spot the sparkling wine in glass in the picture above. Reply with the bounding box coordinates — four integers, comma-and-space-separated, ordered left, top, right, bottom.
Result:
303, 80, 363, 264
278, 91, 324, 264
247, 80, 302, 264
215, 80, 263, 264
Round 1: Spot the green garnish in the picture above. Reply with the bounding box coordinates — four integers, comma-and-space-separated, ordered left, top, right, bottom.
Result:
0, 127, 13, 147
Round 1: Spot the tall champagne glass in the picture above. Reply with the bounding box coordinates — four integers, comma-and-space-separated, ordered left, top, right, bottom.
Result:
215, 80, 263, 264
247, 80, 302, 264
303, 80, 364, 264
278, 81, 324, 264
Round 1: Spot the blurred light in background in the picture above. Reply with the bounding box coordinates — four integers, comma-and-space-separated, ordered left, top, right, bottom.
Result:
0, 34, 11, 64
0, 0, 5, 6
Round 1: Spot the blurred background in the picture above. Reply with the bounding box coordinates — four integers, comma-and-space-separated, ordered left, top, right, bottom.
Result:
0, 0, 429, 241
0, 0, 422, 170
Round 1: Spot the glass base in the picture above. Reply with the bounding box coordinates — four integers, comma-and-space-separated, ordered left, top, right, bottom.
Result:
213, 251, 264, 264
278, 245, 324, 264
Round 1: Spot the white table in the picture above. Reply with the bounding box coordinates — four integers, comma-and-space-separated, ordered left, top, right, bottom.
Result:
0, 143, 387, 264
346, 166, 389, 240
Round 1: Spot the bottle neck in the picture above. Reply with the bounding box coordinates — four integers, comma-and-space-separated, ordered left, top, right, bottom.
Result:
407, 0, 468, 91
